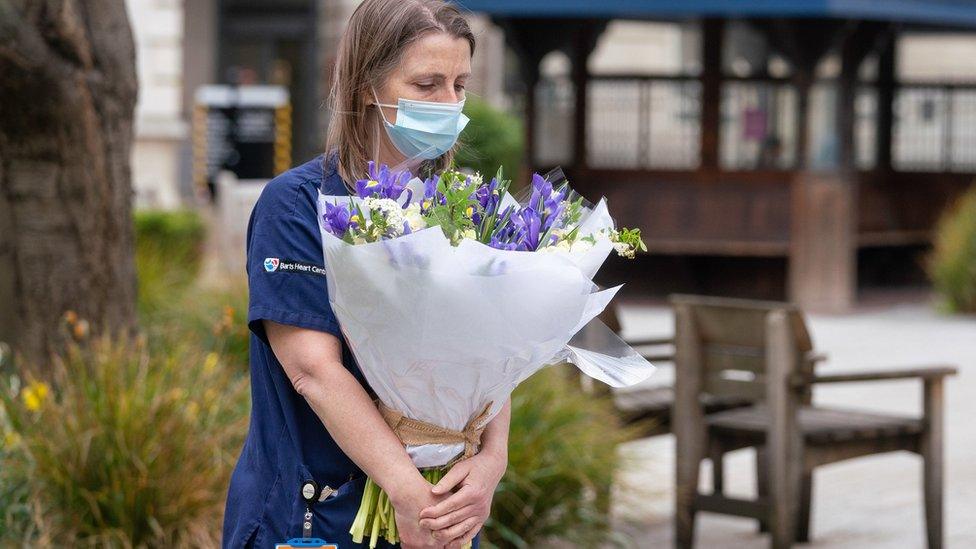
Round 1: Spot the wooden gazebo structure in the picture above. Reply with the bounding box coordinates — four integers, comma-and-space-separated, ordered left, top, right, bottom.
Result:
458, 0, 976, 311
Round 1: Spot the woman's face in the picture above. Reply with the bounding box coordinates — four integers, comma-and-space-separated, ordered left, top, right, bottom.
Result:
373, 32, 471, 124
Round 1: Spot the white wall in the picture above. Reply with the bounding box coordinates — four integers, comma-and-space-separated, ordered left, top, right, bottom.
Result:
126, 0, 188, 209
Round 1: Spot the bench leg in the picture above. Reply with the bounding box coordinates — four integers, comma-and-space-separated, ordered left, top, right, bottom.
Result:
675, 456, 700, 549
710, 444, 725, 494
922, 378, 944, 549
795, 472, 813, 543
757, 447, 769, 533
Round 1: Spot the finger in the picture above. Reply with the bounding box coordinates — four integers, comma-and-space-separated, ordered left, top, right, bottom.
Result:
448, 524, 482, 549
432, 515, 480, 544
431, 462, 471, 495
420, 502, 477, 531
420, 484, 477, 521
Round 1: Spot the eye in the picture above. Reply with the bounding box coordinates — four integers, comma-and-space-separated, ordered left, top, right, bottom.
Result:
454, 83, 466, 92
414, 82, 435, 91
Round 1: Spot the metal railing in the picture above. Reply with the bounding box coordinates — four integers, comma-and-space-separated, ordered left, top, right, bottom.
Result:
534, 73, 976, 173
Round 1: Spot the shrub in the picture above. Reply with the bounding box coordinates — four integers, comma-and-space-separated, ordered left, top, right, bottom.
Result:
133, 210, 250, 369
140, 278, 251, 372
929, 185, 976, 313
484, 365, 642, 548
134, 210, 207, 316
0, 318, 248, 547
456, 96, 524, 180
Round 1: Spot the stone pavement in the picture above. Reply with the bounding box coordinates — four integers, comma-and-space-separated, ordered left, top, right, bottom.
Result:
610, 301, 976, 548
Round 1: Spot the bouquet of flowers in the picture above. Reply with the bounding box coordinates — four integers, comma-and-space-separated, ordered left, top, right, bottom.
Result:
318, 162, 654, 548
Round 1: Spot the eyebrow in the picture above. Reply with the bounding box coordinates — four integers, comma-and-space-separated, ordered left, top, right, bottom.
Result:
412, 72, 472, 80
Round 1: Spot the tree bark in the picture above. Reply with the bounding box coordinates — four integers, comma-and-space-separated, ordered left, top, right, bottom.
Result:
0, 0, 138, 364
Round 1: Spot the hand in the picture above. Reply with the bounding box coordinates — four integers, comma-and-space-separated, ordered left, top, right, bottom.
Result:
388, 475, 448, 549
419, 449, 508, 548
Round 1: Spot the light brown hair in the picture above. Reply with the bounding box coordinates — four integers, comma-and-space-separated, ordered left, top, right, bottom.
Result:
325, 0, 476, 187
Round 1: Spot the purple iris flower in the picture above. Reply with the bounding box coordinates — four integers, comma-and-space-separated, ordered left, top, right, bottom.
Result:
515, 208, 542, 250
469, 177, 502, 226
421, 174, 447, 212
321, 201, 357, 237
489, 236, 519, 251
525, 173, 570, 244
355, 161, 411, 202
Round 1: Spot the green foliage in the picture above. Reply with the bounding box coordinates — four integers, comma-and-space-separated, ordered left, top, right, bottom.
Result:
456, 97, 524, 180
429, 169, 480, 244
133, 210, 249, 369
134, 210, 207, 316
929, 185, 976, 313
484, 365, 641, 548
0, 344, 32, 543
140, 278, 251, 373
0, 323, 248, 547
1, 211, 249, 547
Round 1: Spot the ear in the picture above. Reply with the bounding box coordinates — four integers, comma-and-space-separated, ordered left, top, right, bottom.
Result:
363, 84, 382, 107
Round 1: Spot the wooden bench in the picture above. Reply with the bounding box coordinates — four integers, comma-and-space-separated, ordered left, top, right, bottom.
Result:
590, 307, 752, 437
670, 294, 957, 549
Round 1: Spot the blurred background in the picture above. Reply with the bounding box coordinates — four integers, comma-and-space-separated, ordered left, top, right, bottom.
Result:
1, 0, 975, 547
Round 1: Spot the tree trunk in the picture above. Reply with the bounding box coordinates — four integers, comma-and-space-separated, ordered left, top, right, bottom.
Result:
0, 0, 138, 364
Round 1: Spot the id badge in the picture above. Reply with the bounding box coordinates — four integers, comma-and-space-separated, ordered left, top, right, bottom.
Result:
275, 538, 337, 548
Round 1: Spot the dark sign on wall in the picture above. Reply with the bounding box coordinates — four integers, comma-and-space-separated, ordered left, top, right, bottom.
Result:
193, 85, 291, 197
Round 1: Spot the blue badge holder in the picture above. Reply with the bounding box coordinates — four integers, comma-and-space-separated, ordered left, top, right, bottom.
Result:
275, 538, 336, 548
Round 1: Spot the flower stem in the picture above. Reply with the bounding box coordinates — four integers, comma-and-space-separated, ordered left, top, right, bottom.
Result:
349, 466, 469, 548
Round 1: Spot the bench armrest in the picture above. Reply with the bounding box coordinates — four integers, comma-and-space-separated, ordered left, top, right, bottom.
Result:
642, 352, 675, 363
794, 365, 958, 386
624, 336, 674, 347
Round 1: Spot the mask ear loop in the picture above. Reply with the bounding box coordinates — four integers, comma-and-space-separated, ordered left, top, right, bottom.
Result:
371, 88, 399, 125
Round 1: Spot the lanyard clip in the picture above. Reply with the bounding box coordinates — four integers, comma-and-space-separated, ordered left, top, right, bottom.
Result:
300, 480, 318, 539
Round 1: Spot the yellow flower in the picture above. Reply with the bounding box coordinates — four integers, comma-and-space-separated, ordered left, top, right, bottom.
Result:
166, 387, 187, 402
366, 180, 379, 188
3, 431, 21, 448
465, 206, 474, 217
186, 401, 200, 421
72, 319, 89, 340
22, 381, 50, 412
203, 352, 220, 374
350, 215, 361, 224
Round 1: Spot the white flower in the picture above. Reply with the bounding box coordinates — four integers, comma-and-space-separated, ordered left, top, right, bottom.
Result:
570, 239, 593, 254
613, 241, 635, 258
462, 228, 477, 240
468, 173, 483, 187
404, 204, 427, 231
364, 197, 407, 238
539, 239, 573, 253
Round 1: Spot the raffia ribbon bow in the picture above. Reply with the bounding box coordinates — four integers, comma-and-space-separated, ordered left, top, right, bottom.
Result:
377, 400, 494, 463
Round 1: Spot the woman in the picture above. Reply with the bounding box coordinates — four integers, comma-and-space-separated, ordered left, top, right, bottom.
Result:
221, 1, 511, 547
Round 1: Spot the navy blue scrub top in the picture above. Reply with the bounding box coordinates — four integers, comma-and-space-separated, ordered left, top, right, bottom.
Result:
222, 154, 481, 548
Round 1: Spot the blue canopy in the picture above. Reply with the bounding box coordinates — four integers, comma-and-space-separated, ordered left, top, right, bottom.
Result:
456, 0, 976, 28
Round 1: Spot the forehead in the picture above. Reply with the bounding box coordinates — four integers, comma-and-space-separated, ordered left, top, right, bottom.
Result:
398, 32, 471, 77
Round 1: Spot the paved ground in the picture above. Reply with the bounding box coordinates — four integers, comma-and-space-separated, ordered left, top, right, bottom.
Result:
610, 299, 976, 548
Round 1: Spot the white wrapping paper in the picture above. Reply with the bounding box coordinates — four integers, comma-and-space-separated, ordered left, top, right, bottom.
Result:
317, 191, 655, 467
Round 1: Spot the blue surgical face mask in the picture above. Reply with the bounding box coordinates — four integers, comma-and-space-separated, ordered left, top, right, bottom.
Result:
372, 89, 469, 160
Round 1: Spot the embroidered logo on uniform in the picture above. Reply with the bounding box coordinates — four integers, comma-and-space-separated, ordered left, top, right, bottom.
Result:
264, 258, 327, 277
